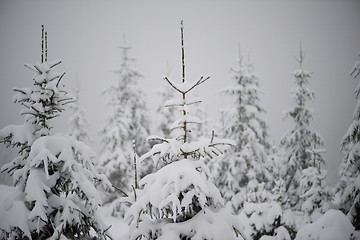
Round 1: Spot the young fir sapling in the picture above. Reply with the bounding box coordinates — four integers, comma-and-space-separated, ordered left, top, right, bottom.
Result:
211, 47, 271, 213
337, 51, 360, 230
280, 43, 324, 208
122, 21, 246, 240
98, 38, 151, 202
68, 78, 92, 144
0, 25, 112, 240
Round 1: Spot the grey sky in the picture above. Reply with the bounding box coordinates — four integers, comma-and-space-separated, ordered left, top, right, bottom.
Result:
0, 0, 359, 185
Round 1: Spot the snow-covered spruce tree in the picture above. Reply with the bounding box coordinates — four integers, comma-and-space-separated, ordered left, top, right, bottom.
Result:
98, 39, 151, 199
236, 145, 298, 240
123, 21, 246, 240
0, 25, 72, 181
212, 49, 270, 212
337, 52, 360, 230
0, 26, 113, 239
280, 44, 324, 207
298, 166, 332, 225
68, 79, 92, 144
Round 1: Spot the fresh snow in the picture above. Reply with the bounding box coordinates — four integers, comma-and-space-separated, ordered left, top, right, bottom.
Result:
295, 210, 355, 240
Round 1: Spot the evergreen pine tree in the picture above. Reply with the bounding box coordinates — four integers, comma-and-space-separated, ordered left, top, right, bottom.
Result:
68, 78, 92, 144
98, 38, 151, 197
280, 43, 324, 207
123, 21, 245, 240
213, 48, 270, 212
0, 25, 112, 239
337, 52, 360, 230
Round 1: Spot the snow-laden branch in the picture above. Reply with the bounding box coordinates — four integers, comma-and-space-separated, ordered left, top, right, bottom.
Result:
164, 76, 210, 94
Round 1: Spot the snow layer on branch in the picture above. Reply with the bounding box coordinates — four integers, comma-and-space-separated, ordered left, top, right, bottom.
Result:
0, 123, 36, 147
165, 76, 209, 93
259, 226, 291, 240
14, 134, 113, 238
125, 159, 223, 224
294, 210, 354, 240
291, 69, 312, 79
0, 185, 31, 238
125, 206, 246, 240
26, 134, 111, 204
164, 97, 202, 107
140, 135, 234, 165
170, 114, 202, 130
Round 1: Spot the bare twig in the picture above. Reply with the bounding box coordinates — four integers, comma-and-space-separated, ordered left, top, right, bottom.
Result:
184, 76, 210, 94
24, 63, 40, 74
164, 77, 182, 93
112, 185, 129, 197
49, 60, 62, 69
56, 72, 66, 87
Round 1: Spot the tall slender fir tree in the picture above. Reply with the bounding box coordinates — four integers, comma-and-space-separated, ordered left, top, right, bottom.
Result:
211, 48, 270, 213
68, 78, 92, 144
337, 52, 360, 230
98, 38, 151, 214
280, 43, 324, 207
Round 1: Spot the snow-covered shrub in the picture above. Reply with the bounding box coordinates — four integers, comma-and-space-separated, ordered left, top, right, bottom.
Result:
259, 226, 291, 240
294, 209, 355, 240
16, 134, 112, 239
122, 22, 245, 240
298, 167, 333, 225
0, 185, 31, 239
238, 201, 296, 240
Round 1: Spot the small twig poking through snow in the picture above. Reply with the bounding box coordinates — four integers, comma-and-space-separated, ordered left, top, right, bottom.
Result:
133, 140, 139, 190
56, 72, 66, 87
112, 185, 129, 198
132, 185, 137, 202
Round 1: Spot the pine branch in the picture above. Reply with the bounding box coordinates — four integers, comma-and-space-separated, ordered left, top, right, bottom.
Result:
147, 136, 169, 143
49, 60, 62, 69
33, 64, 43, 74
112, 184, 129, 197
24, 63, 41, 74
184, 76, 210, 94
56, 72, 66, 87
164, 76, 182, 93
13, 88, 27, 95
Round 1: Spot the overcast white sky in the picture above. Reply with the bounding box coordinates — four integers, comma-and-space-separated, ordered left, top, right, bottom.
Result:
0, 0, 359, 185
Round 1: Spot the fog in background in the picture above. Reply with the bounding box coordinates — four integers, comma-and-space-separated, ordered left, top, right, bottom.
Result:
1, 0, 359, 186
